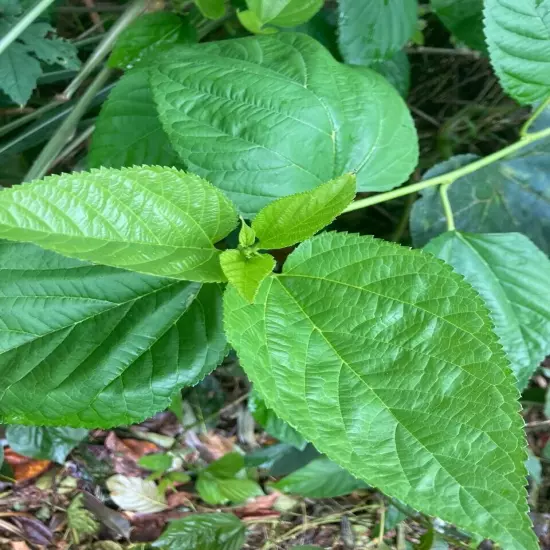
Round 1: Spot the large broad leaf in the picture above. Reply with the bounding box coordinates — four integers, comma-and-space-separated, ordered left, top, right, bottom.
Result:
368, 51, 411, 98
484, 0, 550, 105
0, 166, 238, 282
150, 33, 417, 217
425, 231, 550, 390
0, 242, 227, 427
89, 70, 184, 170
252, 174, 356, 250
6, 426, 88, 463
108, 12, 196, 69
431, 0, 485, 52
271, 456, 367, 497
224, 232, 536, 549
410, 153, 550, 254
246, 0, 323, 27
337, 0, 418, 64
152, 513, 245, 550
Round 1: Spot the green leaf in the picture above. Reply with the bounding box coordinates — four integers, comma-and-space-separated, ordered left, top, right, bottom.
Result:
249, 390, 307, 449
431, 0, 485, 52
247, 0, 323, 27
196, 453, 264, 505
0, 20, 80, 105
150, 33, 418, 217
484, 0, 550, 104
0, 166, 238, 282
106, 474, 167, 513
237, 9, 278, 35
368, 51, 411, 98
0, 242, 227, 427
6, 426, 88, 463
220, 250, 275, 302
138, 453, 174, 472
238, 218, 256, 248
194, 0, 225, 19
425, 231, 550, 390
337, 0, 418, 64
89, 70, 184, 170
152, 513, 245, 550
410, 153, 550, 254
224, 231, 536, 550
108, 12, 195, 69
252, 174, 356, 250
271, 457, 367, 498
67, 493, 99, 544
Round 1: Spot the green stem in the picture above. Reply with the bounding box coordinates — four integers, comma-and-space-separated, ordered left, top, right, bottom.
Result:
520, 96, 550, 136
0, 100, 62, 139
0, 0, 56, 57
60, 0, 146, 100
24, 68, 112, 182
439, 182, 455, 231
343, 125, 550, 213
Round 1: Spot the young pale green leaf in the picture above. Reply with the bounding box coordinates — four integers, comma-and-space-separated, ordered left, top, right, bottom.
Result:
410, 153, 550, 254
271, 457, 367, 498
237, 9, 278, 34
108, 12, 195, 69
249, 390, 307, 449
88, 69, 184, 169
138, 453, 174, 472
431, 0, 485, 52
252, 174, 356, 250
67, 494, 99, 543
484, 0, 550, 104
220, 250, 275, 303
0, 166, 238, 282
0, 242, 227, 427
6, 426, 88, 463
150, 33, 417, 217
106, 475, 167, 513
425, 231, 550, 390
224, 231, 536, 550
152, 513, 245, 550
194, 0, 225, 19
247, 0, 323, 27
337, 0, 418, 64
368, 51, 411, 98
238, 218, 256, 248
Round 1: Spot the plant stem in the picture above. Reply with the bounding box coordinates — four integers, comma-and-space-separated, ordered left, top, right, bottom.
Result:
520, 96, 550, 137
60, 0, 146, 100
24, 67, 112, 182
439, 183, 455, 231
344, 125, 550, 213
0, 0, 56, 57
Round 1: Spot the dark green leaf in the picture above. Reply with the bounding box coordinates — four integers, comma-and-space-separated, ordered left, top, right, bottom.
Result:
0, 242, 227, 427
410, 154, 550, 254
151, 33, 417, 216
484, 0, 550, 104
368, 51, 411, 98
195, 0, 225, 19
249, 391, 307, 450
109, 12, 196, 69
0, 166, 238, 282
152, 513, 245, 550
425, 231, 550, 390
337, 0, 418, 64
89, 69, 184, 170
431, 0, 485, 52
271, 457, 367, 497
6, 425, 88, 462
224, 231, 536, 549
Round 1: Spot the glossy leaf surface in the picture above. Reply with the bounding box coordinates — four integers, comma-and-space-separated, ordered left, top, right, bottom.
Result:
252, 174, 355, 249
425, 231, 550, 390
247, 0, 323, 27
0, 166, 238, 282
337, 0, 418, 64
225, 232, 535, 549
484, 0, 550, 104
0, 242, 227, 427
151, 33, 417, 216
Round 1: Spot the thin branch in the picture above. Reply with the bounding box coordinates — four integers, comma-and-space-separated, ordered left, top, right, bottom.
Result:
521, 96, 550, 137
439, 182, 455, 231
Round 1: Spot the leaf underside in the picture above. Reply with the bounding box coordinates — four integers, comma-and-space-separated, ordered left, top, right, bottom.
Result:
0, 242, 227, 427
425, 231, 550, 391
150, 32, 417, 216
224, 232, 536, 549
0, 166, 238, 282
484, 0, 550, 104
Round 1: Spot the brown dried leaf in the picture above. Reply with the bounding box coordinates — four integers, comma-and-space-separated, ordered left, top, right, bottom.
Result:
4, 450, 51, 483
